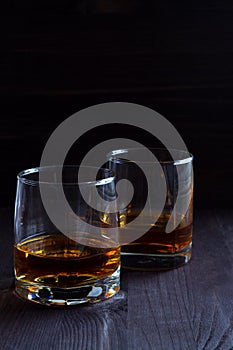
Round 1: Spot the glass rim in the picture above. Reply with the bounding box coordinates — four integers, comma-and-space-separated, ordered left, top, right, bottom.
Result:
17, 165, 115, 186
108, 147, 193, 165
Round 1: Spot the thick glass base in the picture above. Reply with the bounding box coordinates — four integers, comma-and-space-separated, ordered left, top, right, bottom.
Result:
15, 267, 120, 306
121, 248, 192, 271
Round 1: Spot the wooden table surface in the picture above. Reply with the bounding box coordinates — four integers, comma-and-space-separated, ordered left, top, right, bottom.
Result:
0, 207, 233, 350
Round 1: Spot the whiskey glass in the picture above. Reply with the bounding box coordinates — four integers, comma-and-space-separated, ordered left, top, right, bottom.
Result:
14, 165, 120, 306
108, 148, 193, 270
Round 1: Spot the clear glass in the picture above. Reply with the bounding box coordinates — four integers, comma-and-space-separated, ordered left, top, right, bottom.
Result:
14, 165, 120, 306
108, 148, 193, 271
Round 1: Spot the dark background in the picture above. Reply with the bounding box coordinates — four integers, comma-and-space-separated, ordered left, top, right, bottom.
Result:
0, 0, 233, 209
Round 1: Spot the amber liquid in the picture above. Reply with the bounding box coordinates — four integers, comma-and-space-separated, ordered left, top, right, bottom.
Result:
14, 234, 120, 288
121, 213, 192, 255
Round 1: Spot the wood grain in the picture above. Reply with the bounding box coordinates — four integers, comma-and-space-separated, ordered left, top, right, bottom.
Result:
0, 290, 127, 350
1, 207, 233, 349
122, 209, 233, 349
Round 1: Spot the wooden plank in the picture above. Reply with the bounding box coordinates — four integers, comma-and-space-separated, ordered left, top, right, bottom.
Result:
122, 209, 233, 349
0, 290, 127, 350
1, 208, 233, 349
